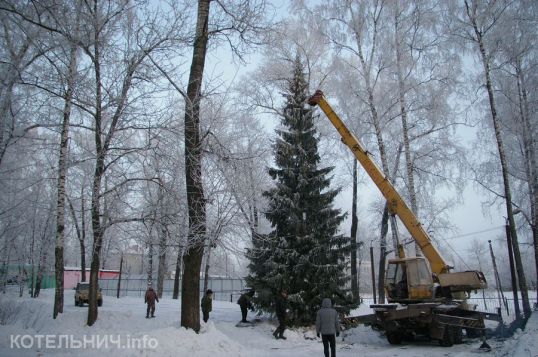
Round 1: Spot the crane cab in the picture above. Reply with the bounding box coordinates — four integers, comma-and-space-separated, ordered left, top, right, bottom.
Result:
385, 257, 434, 303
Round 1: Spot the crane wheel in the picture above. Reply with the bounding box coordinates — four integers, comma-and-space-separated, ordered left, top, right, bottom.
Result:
439, 327, 454, 347
453, 327, 463, 344
386, 331, 403, 345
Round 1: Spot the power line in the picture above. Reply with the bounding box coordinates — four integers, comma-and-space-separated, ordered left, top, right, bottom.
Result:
434, 226, 505, 270
442, 225, 505, 241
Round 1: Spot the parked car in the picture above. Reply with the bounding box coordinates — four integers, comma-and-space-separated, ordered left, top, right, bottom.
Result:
74, 282, 102, 307
6, 274, 27, 285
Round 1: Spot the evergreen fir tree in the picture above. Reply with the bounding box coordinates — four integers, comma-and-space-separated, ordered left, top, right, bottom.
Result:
246, 55, 356, 325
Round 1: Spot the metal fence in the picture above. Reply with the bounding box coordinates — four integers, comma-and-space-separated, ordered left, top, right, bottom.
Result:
99, 277, 247, 302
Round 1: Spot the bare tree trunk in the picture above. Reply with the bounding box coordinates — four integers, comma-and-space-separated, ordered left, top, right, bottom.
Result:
350, 159, 359, 301
181, 0, 210, 332
147, 241, 154, 284
100, 185, 111, 271
29, 212, 36, 298
203, 242, 212, 293
87, 1, 105, 323
18, 264, 25, 297
172, 245, 183, 300
157, 183, 168, 298
157, 229, 167, 298
86, 0, 146, 324
34, 267, 43, 298
53, 17, 79, 318
393, 6, 420, 256
516, 64, 538, 304
466, 1, 531, 318
1, 242, 12, 294
29, 264, 35, 298
348, 1, 400, 273
357, 243, 363, 298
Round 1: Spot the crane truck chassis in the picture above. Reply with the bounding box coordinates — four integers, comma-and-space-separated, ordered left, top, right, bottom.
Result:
308, 90, 502, 347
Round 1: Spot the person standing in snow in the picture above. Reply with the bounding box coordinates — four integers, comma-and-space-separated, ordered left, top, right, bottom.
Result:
315, 298, 340, 357
237, 289, 255, 323
144, 284, 159, 318
273, 289, 288, 339
201, 289, 213, 323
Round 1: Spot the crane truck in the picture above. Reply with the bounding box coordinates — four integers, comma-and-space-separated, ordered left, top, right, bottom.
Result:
308, 90, 500, 347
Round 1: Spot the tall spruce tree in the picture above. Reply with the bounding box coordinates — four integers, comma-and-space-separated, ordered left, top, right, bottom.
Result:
246, 56, 355, 325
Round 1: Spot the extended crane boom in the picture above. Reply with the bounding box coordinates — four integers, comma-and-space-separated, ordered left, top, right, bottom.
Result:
309, 89, 493, 347
308, 90, 450, 274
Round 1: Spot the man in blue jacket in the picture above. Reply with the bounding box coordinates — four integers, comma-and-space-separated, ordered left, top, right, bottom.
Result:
315, 298, 340, 357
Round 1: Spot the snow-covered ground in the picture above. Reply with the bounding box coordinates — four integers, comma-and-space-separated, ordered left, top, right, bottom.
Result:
0, 288, 536, 357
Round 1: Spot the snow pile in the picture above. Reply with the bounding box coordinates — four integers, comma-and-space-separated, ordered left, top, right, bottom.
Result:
0, 290, 252, 356
1, 288, 537, 357
0, 294, 51, 331
495, 312, 538, 357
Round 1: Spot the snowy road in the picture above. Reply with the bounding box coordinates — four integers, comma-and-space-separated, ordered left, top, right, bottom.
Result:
0, 289, 535, 356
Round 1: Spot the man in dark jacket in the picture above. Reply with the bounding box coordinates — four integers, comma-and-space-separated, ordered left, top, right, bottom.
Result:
201, 289, 213, 323
316, 298, 340, 357
144, 285, 159, 318
272, 289, 288, 340
237, 289, 255, 323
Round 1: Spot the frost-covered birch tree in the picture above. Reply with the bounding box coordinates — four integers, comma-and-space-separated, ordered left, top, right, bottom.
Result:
447, 0, 532, 319
493, 0, 538, 304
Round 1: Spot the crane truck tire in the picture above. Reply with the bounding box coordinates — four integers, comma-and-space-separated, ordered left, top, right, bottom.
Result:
386, 331, 403, 345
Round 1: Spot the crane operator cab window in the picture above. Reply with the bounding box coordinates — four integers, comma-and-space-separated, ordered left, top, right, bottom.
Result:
386, 262, 408, 300
386, 259, 433, 301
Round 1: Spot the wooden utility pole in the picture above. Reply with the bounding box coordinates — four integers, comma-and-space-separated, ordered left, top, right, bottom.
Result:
505, 224, 521, 320
116, 254, 123, 299
370, 242, 377, 304
488, 240, 508, 314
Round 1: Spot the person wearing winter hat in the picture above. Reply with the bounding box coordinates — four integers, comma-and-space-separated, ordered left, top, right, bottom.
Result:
144, 283, 159, 318
315, 298, 340, 357
201, 289, 213, 323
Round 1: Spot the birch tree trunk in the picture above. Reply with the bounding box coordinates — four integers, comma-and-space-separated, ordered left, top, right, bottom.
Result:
147, 240, 154, 284
157, 227, 167, 298
1, 243, 12, 294
181, 0, 210, 332
515, 63, 538, 304
157, 182, 168, 298
34, 253, 45, 298
392, 5, 420, 256
29, 192, 39, 298
172, 246, 183, 300
35, 214, 52, 298
465, 0, 531, 319
53, 16, 79, 319
203, 242, 212, 293
87, 0, 105, 325
348, 2, 401, 300
368, 71, 396, 304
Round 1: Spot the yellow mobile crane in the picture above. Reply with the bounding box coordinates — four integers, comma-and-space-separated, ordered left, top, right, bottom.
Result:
308, 90, 498, 347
